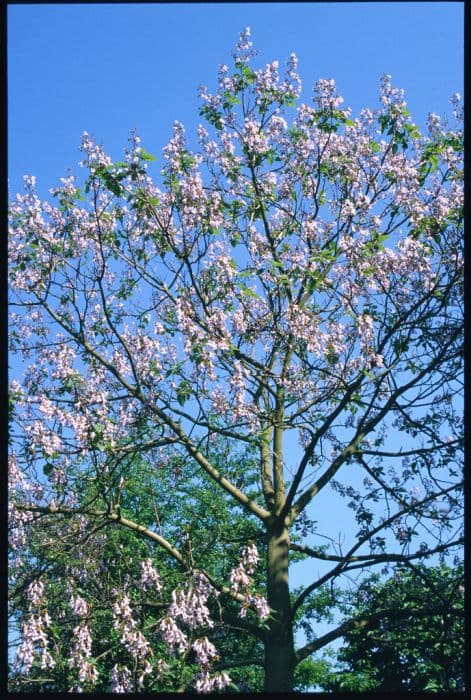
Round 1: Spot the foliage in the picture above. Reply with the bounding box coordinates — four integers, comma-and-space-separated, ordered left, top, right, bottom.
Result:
9, 442, 267, 692
323, 564, 464, 692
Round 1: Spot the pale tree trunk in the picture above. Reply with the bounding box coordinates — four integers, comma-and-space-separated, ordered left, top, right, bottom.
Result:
264, 519, 295, 692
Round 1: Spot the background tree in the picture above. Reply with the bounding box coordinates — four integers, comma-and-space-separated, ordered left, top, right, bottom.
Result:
9, 441, 269, 692
321, 564, 464, 693
9, 28, 463, 693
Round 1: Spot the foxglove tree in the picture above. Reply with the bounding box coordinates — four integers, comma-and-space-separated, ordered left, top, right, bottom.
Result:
9, 28, 463, 692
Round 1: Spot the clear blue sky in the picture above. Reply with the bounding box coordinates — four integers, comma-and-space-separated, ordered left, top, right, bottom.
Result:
8, 2, 463, 199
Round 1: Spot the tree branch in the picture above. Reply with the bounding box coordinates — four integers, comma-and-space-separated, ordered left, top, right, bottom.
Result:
294, 604, 461, 665
290, 481, 462, 619
13, 502, 250, 607
289, 538, 464, 565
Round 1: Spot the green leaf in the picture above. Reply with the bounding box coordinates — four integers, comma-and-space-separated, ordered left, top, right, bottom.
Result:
139, 148, 157, 162
223, 91, 241, 106
240, 284, 260, 299
100, 171, 123, 197
240, 64, 256, 83
176, 380, 191, 406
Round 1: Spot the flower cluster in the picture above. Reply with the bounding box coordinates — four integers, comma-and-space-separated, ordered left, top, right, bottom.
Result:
112, 592, 153, 689
156, 571, 234, 692
230, 544, 270, 620
168, 572, 215, 630
313, 78, 344, 110
195, 668, 232, 694
66, 594, 99, 690
242, 118, 270, 155
232, 27, 257, 64
192, 637, 231, 693
111, 664, 133, 693
158, 573, 216, 658
8, 454, 37, 552
138, 558, 162, 594
80, 131, 113, 169
15, 581, 55, 675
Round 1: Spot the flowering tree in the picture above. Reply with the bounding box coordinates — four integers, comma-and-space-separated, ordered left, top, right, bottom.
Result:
9, 29, 463, 693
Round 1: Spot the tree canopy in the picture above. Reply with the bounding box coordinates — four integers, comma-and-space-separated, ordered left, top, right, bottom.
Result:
323, 564, 464, 693
9, 28, 463, 693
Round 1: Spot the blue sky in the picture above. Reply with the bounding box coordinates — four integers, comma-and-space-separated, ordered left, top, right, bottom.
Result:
8, 2, 463, 199
8, 0, 464, 666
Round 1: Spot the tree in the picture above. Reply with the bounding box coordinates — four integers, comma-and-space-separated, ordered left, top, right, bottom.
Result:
8, 440, 269, 692
322, 564, 465, 692
9, 28, 463, 692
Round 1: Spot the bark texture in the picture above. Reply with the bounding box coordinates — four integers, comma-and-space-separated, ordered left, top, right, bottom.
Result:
264, 520, 295, 691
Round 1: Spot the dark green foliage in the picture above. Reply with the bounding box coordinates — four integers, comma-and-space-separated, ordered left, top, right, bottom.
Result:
323, 564, 464, 692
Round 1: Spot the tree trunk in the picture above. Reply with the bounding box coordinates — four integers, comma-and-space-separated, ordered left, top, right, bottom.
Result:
264, 520, 295, 692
